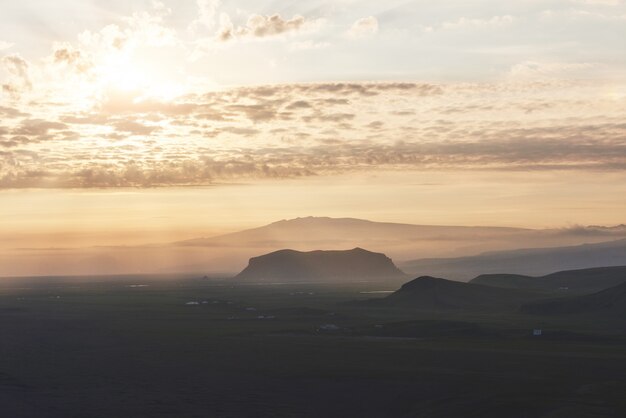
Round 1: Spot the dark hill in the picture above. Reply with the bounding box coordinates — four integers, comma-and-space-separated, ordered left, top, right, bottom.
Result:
233, 248, 407, 282
371, 276, 542, 311
471, 266, 626, 293
522, 281, 626, 315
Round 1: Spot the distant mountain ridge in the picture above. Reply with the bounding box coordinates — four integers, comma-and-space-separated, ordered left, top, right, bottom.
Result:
234, 247, 407, 282
177, 216, 530, 248
178, 217, 626, 248
471, 266, 626, 293
402, 238, 626, 281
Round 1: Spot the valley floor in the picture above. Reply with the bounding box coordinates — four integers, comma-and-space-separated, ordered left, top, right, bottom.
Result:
1, 276, 625, 418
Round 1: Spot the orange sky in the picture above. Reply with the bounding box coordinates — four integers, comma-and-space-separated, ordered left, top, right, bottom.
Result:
2, 169, 626, 250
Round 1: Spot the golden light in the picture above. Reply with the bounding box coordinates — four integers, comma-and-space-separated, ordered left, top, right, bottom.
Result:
93, 49, 186, 101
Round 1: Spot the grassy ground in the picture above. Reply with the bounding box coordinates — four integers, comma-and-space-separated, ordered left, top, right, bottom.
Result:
1, 276, 625, 417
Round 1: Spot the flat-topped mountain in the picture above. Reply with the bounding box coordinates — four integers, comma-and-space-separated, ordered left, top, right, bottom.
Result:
522, 281, 626, 316
369, 276, 542, 311
233, 248, 407, 282
471, 266, 626, 293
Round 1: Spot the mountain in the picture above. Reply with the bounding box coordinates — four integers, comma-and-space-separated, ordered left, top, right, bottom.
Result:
179, 217, 530, 246
175, 217, 626, 262
402, 238, 626, 281
471, 266, 626, 293
367, 276, 542, 311
233, 247, 407, 282
521, 281, 626, 315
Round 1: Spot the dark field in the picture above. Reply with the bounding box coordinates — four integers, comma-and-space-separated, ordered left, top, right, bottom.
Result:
1, 276, 625, 418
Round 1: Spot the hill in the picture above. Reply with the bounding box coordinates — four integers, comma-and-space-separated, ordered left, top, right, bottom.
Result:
471, 266, 626, 293
402, 238, 626, 281
233, 248, 407, 282
522, 281, 626, 315
368, 276, 542, 311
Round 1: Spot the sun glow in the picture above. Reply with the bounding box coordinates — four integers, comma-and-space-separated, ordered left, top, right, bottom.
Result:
93, 51, 186, 101
101, 54, 146, 92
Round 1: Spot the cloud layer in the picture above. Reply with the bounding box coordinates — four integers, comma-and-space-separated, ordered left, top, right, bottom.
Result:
0, 77, 624, 188
0, 1, 625, 189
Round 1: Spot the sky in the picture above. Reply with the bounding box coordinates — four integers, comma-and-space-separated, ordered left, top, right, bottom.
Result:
1, 0, 625, 249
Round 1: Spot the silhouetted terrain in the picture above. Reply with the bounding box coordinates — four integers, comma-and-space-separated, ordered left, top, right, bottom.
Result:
364, 276, 543, 311
403, 238, 626, 280
1, 274, 625, 418
234, 247, 407, 282
522, 281, 626, 315
471, 266, 626, 293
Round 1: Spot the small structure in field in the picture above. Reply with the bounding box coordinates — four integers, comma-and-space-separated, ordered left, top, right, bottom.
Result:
533, 329, 542, 336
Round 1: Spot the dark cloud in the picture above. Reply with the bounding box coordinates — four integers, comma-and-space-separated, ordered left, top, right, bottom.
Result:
367, 121, 384, 129
0, 135, 30, 148
285, 100, 312, 110
0, 106, 29, 118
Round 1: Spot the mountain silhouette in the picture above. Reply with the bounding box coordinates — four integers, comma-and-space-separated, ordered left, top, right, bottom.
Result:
234, 247, 407, 282
369, 276, 542, 311
471, 266, 626, 293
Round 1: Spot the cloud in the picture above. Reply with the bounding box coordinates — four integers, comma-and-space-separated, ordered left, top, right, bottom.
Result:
190, 0, 221, 32
286, 100, 313, 110
0, 106, 28, 118
13, 119, 68, 136
1, 80, 625, 189
0, 135, 30, 148
112, 120, 160, 135
348, 16, 379, 38
51, 43, 93, 73
227, 104, 279, 122
217, 14, 321, 42
1, 54, 32, 97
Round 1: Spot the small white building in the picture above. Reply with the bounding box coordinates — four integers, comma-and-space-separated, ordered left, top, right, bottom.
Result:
533, 329, 542, 336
